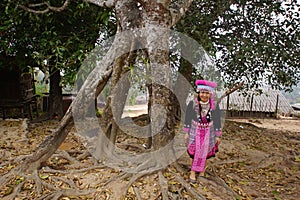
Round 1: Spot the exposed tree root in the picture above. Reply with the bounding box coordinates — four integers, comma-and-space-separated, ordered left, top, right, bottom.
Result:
51, 176, 76, 188
0, 159, 104, 200
123, 172, 148, 197
76, 150, 92, 160
35, 189, 97, 200
170, 171, 206, 200
158, 171, 169, 199
0, 130, 249, 200
173, 160, 243, 199
204, 166, 241, 198
52, 150, 80, 165
0, 154, 30, 171
101, 171, 128, 186
41, 164, 106, 174
0, 149, 267, 200
5, 181, 25, 200
116, 143, 147, 152
32, 170, 43, 195
133, 186, 142, 200
8, 120, 297, 199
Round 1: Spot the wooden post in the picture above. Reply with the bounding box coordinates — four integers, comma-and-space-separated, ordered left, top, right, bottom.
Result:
250, 94, 254, 118
226, 94, 230, 118
275, 94, 279, 118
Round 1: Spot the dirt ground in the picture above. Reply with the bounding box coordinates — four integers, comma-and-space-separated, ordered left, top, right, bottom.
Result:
0, 116, 299, 199
232, 117, 300, 133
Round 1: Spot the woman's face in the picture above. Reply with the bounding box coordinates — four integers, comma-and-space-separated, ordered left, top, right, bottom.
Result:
198, 90, 211, 102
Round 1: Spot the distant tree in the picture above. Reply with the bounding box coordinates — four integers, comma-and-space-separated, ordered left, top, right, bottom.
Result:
284, 83, 300, 104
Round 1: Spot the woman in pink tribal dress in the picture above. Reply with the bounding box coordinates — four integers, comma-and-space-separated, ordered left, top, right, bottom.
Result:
183, 80, 222, 183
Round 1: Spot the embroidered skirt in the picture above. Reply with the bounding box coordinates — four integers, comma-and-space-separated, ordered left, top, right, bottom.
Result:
187, 120, 219, 172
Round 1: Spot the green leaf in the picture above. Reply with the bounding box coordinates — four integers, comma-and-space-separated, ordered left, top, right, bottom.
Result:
39, 174, 49, 179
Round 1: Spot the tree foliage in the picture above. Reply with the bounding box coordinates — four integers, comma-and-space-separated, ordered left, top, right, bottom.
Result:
1, 0, 299, 92
175, 0, 299, 91
0, 0, 115, 86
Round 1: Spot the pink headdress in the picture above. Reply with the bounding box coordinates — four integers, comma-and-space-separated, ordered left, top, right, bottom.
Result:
195, 80, 217, 92
195, 80, 217, 109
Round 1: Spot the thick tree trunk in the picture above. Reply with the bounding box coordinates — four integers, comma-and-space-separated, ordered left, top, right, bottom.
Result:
142, 1, 175, 150
49, 67, 63, 119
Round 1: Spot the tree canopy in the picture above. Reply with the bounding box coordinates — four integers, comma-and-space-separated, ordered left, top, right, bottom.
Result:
175, 0, 299, 92
1, 0, 299, 92
0, 0, 115, 86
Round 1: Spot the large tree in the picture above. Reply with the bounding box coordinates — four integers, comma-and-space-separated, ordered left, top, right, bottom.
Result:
1, 0, 299, 199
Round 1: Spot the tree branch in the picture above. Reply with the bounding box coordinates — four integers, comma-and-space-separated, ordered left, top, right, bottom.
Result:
217, 81, 244, 105
18, 0, 115, 14
170, 0, 193, 27
83, 0, 115, 7
18, 0, 71, 14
